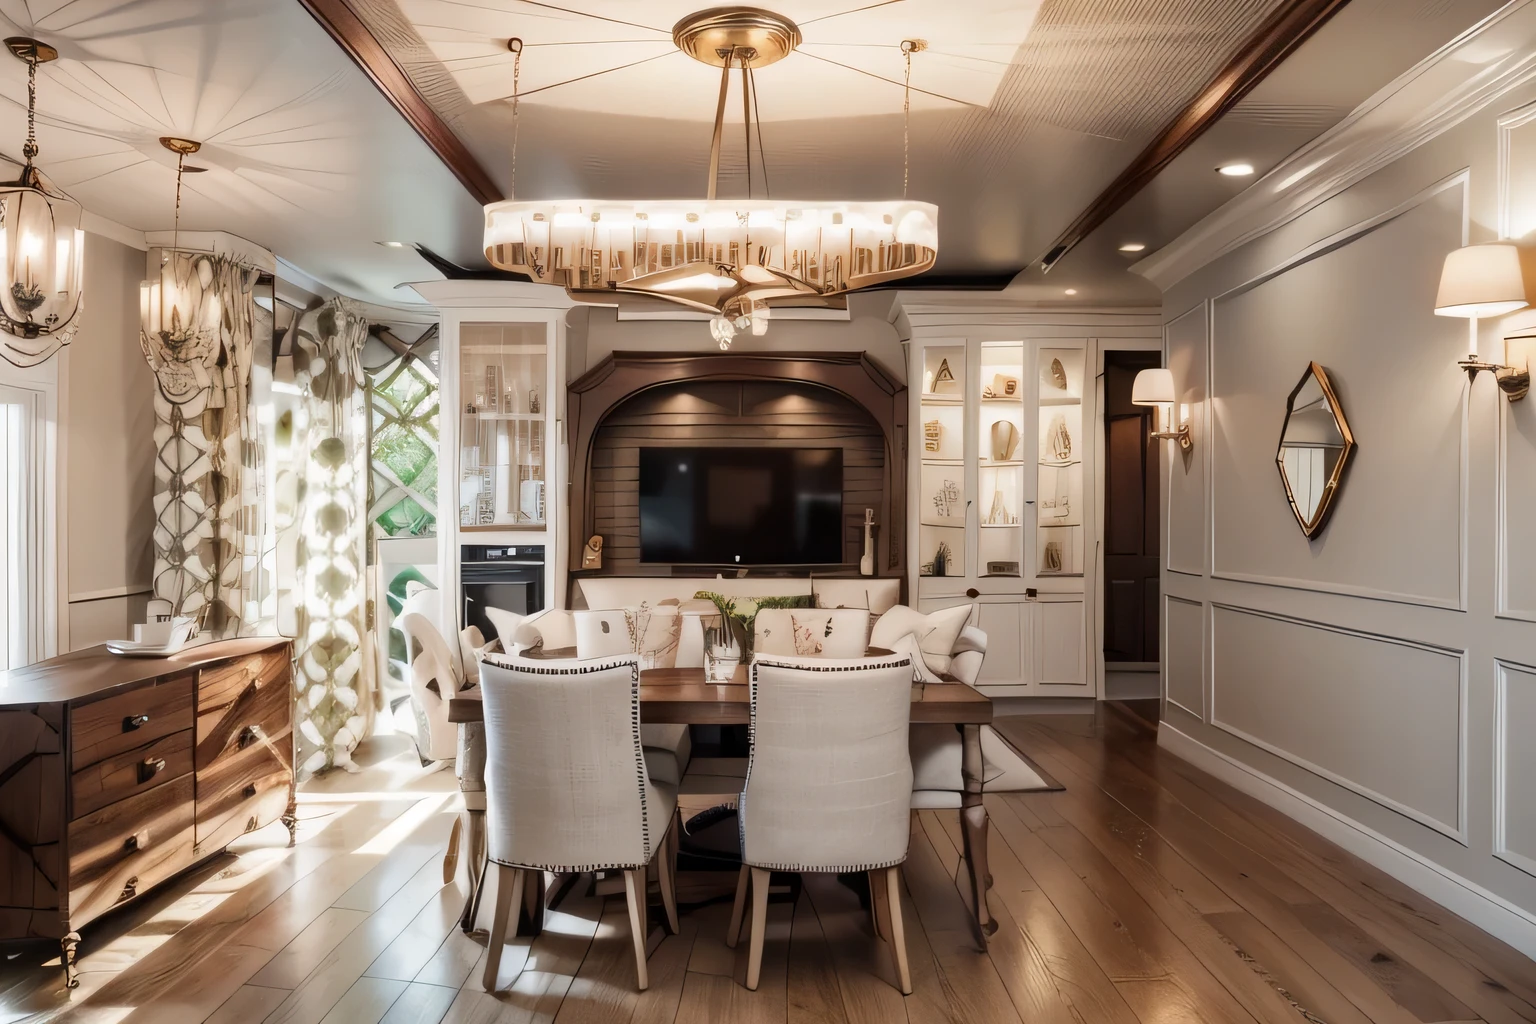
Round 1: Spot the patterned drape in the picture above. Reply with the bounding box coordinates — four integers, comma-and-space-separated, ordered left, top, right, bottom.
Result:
139, 251, 257, 636
287, 299, 374, 776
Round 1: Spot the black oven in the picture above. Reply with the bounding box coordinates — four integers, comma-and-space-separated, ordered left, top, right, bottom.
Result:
461, 544, 545, 641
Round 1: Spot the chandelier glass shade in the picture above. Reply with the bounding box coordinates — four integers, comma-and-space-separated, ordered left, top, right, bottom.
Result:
140, 137, 213, 348
481, 8, 939, 344
0, 38, 83, 365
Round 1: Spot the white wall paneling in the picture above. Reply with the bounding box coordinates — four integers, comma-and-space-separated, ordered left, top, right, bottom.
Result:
1163, 302, 1208, 577
1497, 97, 1536, 243
1495, 660, 1536, 878
1210, 603, 1467, 843
1209, 174, 1470, 610
1497, 99, 1536, 623
1163, 595, 1205, 719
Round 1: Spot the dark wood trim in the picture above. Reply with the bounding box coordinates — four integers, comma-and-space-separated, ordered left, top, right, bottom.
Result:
567, 351, 907, 579
296, 0, 503, 206
1038, 0, 1352, 272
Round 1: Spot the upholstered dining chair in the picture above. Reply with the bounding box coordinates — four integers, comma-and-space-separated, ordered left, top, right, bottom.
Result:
397, 599, 463, 765
477, 653, 681, 992
726, 652, 915, 994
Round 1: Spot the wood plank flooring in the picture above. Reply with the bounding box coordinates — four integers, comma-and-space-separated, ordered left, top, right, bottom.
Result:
4, 707, 1532, 1023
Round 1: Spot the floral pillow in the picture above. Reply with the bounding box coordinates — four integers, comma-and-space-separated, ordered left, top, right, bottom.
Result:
625, 603, 682, 669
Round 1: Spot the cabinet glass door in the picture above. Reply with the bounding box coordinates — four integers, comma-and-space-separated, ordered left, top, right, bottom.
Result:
976, 342, 1025, 578
458, 323, 548, 528
1036, 347, 1085, 576
917, 344, 965, 577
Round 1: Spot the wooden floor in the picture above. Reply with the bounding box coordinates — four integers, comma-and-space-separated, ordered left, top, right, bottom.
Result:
5, 704, 1535, 1024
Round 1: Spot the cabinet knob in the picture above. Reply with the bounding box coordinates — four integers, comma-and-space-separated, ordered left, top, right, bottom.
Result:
965, 588, 980, 599
122, 714, 150, 732
137, 758, 166, 784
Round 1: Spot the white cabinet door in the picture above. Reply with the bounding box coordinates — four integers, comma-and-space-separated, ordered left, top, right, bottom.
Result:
1033, 596, 1088, 693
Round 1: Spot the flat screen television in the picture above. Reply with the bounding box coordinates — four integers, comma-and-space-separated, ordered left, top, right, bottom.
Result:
638, 447, 843, 565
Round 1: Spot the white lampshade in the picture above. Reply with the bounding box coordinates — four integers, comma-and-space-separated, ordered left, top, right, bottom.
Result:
1434, 243, 1528, 318
1132, 367, 1175, 406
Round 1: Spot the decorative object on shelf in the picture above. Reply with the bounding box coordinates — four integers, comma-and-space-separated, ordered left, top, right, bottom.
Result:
285, 299, 375, 776
477, 493, 495, 525
1131, 367, 1193, 450
1042, 539, 1064, 573
1433, 242, 1530, 401
932, 478, 961, 519
989, 419, 1019, 461
985, 490, 1016, 525
986, 560, 1020, 576
860, 508, 876, 576
1276, 361, 1355, 539
582, 534, 604, 570
932, 358, 957, 393
923, 419, 942, 452
481, 10, 938, 348
518, 478, 545, 522
1044, 412, 1073, 462
983, 373, 1019, 398
484, 364, 501, 413
932, 540, 952, 577
1043, 357, 1068, 392
529, 384, 540, 414
0, 38, 83, 367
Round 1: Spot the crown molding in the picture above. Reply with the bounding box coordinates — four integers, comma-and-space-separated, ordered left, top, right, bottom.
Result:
1134, 0, 1536, 292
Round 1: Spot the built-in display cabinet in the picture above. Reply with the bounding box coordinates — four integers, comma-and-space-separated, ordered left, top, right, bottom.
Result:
909, 336, 1097, 697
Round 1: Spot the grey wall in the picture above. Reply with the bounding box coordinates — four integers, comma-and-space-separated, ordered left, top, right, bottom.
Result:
66, 232, 154, 648
1159, 78, 1536, 924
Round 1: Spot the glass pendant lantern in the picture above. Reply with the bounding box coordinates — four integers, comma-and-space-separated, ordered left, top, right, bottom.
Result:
0, 37, 84, 365
140, 137, 215, 347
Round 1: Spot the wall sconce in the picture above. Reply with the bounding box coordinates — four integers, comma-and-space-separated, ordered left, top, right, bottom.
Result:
1132, 367, 1193, 450
1434, 243, 1530, 401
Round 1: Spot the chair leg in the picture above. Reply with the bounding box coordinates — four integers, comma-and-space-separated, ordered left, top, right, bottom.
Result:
656, 818, 680, 936
868, 868, 889, 940
482, 866, 525, 992
623, 867, 650, 991
745, 866, 771, 991
884, 866, 912, 995
726, 864, 749, 948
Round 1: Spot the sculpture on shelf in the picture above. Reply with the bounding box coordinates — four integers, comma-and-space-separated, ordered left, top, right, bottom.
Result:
860, 508, 876, 577
1044, 413, 1073, 462
990, 420, 1019, 461
923, 419, 942, 452
582, 534, 604, 570
933, 478, 961, 519
983, 373, 1018, 398
139, 251, 258, 637
932, 357, 957, 393
284, 299, 374, 777
1043, 357, 1068, 392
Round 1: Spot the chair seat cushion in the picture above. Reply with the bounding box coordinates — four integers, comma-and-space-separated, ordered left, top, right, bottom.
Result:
640, 723, 692, 786
909, 789, 963, 809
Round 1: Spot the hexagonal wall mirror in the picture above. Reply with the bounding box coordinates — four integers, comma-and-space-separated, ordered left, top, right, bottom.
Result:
1276, 362, 1355, 538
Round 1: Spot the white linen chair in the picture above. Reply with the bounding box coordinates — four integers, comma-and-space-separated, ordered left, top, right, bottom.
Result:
396, 594, 462, 765
752, 607, 870, 657
726, 653, 915, 994
478, 653, 680, 992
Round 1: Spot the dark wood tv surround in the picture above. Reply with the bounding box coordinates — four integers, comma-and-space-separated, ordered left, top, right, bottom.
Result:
568, 351, 907, 576
0, 637, 295, 986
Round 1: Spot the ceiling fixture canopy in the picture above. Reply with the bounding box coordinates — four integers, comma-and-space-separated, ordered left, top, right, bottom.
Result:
482, 6, 939, 348
0, 37, 84, 366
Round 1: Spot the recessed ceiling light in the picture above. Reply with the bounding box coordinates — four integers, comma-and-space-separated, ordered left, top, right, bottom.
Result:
1217, 162, 1255, 177
379, 240, 406, 248
1064, 288, 1078, 296
1118, 242, 1146, 253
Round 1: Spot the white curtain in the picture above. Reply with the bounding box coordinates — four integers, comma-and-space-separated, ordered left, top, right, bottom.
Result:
0, 382, 46, 667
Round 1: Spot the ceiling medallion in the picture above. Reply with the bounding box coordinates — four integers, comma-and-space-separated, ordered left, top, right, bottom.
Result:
482, 6, 939, 349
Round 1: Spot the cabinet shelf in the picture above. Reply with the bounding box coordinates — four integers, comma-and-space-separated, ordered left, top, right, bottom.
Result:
919, 519, 965, 529
980, 460, 1025, 467
922, 458, 963, 466
465, 411, 542, 421
1040, 396, 1081, 406
920, 395, 964, 405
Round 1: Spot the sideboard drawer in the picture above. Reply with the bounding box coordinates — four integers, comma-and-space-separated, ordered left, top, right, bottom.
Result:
198, 648, 290, 715
196, 754, 289, 852
195, 661, 290, 771
67, 773, 196, 927
71, 729, 193, 819
71, 674, 195, 770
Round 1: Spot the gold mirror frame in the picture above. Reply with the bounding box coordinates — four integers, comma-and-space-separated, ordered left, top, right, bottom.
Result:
1275, 361, 1355, 538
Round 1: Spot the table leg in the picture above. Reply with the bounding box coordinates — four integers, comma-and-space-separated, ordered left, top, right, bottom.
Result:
460, 810, 487, 933
960, 724, 997, 949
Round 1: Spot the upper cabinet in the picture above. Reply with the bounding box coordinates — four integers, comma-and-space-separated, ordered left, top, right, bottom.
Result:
459, 323, 550, 529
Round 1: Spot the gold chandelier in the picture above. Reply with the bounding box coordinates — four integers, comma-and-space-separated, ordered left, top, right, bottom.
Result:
481, 7, 939, 348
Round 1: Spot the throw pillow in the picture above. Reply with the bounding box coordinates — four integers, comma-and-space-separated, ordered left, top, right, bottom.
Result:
886, 631, 943, 683
869, 604, 972, 675
626, 603, 682, 668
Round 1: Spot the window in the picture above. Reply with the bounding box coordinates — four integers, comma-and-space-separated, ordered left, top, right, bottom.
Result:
0, 381, 51, 667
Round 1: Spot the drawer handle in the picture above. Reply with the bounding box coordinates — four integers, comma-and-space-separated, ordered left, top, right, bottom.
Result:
122, 829, 149, 855
243, 784, 258, 799
238, 725, 262, 749
123, 714, 150, 732
137, 757, 166, 784
119, 875, 139, 903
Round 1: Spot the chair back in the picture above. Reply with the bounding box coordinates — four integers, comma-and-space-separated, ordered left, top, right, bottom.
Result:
739, 653, 914, 872
477, 654, 658, 871
753, 608, 870, 657
574, 608, 632, 658
398, 610, 463, 696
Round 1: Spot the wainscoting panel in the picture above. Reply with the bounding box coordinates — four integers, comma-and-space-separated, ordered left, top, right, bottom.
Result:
1164, 303, 1207, 577
1211, 604, 1465, 840
1496, 661, 1536, 878
1209, 179, 1468, 609
1498, 100, 1536, 621
1164, 595, 1204, 719
591, 381, 884, 570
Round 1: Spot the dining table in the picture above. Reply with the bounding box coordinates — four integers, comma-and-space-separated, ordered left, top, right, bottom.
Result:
444, 653, 998, 948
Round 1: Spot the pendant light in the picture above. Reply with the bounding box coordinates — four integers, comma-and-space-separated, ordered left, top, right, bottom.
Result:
0, 37, 83, 364
482, 8, 939, 348
140, 137, 215, 345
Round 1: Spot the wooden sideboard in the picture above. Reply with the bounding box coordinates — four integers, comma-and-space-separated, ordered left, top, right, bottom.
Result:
0, 637, 294, 986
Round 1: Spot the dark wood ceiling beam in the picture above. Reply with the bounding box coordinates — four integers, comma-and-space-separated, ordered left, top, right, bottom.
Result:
1038, 0, 1352, 273
297, 0, 504, 206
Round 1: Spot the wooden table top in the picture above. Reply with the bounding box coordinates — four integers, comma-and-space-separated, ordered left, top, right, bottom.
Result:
449, 661, 992, 726
0, 637, 291, 706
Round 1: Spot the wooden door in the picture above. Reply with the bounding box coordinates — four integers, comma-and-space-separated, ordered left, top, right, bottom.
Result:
1102, 351, 1160, 663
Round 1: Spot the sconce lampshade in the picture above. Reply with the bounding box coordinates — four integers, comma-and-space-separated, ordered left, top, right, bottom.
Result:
1434, 243, 1528, 318
1131, 367, 1175, 406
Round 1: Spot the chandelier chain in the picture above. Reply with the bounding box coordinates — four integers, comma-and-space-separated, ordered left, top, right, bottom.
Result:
902, 43, 911, 199
749, 65, 769, 198
510, 37, 522, 199
172, 149, 185, 256
741, 54, 751, 199
22, 50, 37, 165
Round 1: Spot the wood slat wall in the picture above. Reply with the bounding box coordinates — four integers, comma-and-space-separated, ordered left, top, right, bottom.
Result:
591, 381, 885, 570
